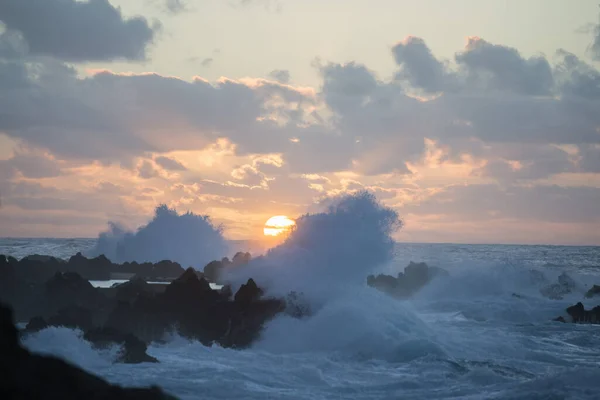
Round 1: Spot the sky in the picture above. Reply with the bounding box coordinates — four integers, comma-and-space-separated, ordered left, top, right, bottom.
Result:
1, 0, 600, 245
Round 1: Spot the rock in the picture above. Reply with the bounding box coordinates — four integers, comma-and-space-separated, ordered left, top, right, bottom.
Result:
44, 272, 106, 317
555, 302, 600, 324
83, 327, 159, 364
367, 261, 448, 298
115, 277, 152, 303
565, 302, 600, 323
47, 306, 94, 331
234, 278, 263, 305
203, 260, 223, 283
24, 316, 49, 333
0, 302, 175, 399
584, 285, 600, 298
553, 316, 566, 323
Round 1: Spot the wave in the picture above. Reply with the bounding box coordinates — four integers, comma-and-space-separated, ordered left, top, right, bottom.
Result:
87, 204, 228, 269
224, 191, 401, 299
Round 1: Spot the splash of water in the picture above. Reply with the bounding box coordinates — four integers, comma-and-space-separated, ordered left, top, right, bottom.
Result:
225, 191, 401, 300
87, 204, 228, 268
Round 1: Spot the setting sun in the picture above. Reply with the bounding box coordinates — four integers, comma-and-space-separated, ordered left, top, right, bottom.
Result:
264, 215, 296, 236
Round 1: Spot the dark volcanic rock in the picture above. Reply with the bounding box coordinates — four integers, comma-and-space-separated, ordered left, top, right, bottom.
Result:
115, 277, 152, 303
234, 278, 263, 305
0, 302, 175, 399
584, 285, 600, 299
24, 316, 49, 333
47, 306, 94, 331
367, 261, 448, 298
553, 302, 600, 324
566, 302, 600, 323
83, 327, 159, 364
44, 272, 107, 318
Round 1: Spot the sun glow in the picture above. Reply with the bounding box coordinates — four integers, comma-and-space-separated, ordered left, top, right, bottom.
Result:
264, 215, 296, 236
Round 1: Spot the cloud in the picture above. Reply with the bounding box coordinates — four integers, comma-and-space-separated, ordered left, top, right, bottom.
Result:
2, 26, 600, 243
0, 0, 158, 62
455, 37, 554, 96
154, 155, 187, 171
164, 0, 187, 14
392, 36, 454, 93
591, 14, 600, 61
201, 57, 214, 67
268, 69, 291, 84
137, 160, 159, 179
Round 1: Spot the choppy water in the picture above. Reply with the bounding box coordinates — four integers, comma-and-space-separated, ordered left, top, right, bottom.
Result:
5, 238, 600, 399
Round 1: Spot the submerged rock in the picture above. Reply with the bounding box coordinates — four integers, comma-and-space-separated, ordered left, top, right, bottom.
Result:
584, 285, 600, 298
367, 261, 448, 298
84, 327, 159, 364
0, 302, 175, 399
540, 272, 578, 300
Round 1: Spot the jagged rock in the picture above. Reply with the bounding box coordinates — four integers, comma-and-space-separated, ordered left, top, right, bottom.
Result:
83, 327, 159, 364
115, 277, 152, 303
367, 261, 448, 298
584, 285, 600, 298
24, 316, 49, 333
44, 272, 106, 317
234, 278, 263, 305
47, 306, 94, 331
203, 260, 223, 283
0, 302, 175, 399
566, 302, 600, 323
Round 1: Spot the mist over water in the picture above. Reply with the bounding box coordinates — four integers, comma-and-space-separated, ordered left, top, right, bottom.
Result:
87, 204, 228, 268
6, 192, 600, 399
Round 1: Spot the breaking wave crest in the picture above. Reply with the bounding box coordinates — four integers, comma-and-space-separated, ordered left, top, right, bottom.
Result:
87, 204, 228, 268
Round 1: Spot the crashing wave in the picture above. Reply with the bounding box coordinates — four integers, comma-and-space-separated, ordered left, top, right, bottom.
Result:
87, 204, 228, 269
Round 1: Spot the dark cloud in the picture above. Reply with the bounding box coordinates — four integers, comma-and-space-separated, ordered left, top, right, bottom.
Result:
201, 57, 214, 67
455, 37, 554, 96
268, 69, 291, 84
554, 50, 600, 100
0, 0, 157, 62
165, 0, 187, 14
392, 36, 454, 93
154, 156, 187, 171
1, 34, 599, 184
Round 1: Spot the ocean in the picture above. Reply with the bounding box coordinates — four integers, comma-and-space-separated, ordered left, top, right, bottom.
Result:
4, 237, 600, 399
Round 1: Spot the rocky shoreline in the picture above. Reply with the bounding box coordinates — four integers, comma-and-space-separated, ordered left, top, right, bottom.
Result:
2, 252, 600, 366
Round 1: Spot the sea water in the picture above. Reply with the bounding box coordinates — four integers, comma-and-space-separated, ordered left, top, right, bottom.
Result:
5, 240, 600, 399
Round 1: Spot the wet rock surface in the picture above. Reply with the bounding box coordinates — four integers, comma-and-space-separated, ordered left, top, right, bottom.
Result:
0, 302, 176, 399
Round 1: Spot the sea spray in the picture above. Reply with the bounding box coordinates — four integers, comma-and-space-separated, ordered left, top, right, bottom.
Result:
218, 192, 450, 359
88, 204, 228, 268
223, 191, 402, 300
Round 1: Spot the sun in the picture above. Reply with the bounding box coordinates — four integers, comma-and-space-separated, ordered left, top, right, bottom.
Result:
264, 215, 296, 237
